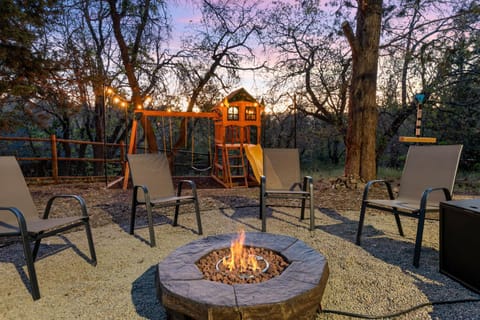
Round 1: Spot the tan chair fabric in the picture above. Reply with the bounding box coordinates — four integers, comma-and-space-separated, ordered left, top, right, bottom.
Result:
260, 148, 314, 232
263, 148, 302, 190
0, 156, 96, 300
127, 153, 176, 201
0, 158, 82, 233
397, 144, 462, 203
127, 153, 202, 247
356, 144, 463, 267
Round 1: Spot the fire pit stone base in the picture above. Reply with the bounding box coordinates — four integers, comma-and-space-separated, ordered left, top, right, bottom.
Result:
156, 232, 329, 320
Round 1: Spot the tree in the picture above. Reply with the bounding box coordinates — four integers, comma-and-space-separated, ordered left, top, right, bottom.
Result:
106, 0, 172, 153
375, 0, 480, 163
342, 0, 383, 181
427, 16, 480, 169
0, 0, 59, 131
167, 0, 265, 160
0, 0, 58, 96
263, 0, 350, 163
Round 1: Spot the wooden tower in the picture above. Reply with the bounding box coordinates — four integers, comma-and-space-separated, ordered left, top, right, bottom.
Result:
211, 88, 264, 188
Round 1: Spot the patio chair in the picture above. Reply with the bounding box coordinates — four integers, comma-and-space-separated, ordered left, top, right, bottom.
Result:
127, 153, 202, 247
259, 148, 315, 232
356, 144, 463, 267
0, 156, 97, 300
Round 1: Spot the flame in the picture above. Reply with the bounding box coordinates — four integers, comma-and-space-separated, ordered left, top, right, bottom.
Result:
222, 230, 260, 273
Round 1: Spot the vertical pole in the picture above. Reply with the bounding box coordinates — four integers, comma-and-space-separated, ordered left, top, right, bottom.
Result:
51, 134, 58, 183
120, 140, 125, 174
415, 101, 422, 138
293, 93, 297, 148
124, 105, 129, 160
103, 89, 108, 187
414, 93, 426, 138
123, 113, 139, 190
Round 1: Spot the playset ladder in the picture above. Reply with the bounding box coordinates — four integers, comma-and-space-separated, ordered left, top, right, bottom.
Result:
212, 143, 249, 188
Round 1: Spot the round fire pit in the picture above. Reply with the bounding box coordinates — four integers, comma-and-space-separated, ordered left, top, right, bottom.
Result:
156, 232, 329, 320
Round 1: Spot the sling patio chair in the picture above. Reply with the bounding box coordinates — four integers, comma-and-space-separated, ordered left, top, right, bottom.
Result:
259, 148, 315, 232
356, 144, 463, 267
0, 156, 97, 300
127, 153, 202, 247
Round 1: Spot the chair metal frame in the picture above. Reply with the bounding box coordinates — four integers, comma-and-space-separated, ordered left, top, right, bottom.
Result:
356, 144, 463, 267
0, 156, 97, 300
128, 153, 202, 247
259, 148, 315, 232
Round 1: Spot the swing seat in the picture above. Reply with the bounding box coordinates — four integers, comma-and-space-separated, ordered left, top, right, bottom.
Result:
191, 165, 212, 172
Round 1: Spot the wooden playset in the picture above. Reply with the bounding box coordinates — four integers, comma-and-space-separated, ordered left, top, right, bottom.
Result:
124, 88, 264, 189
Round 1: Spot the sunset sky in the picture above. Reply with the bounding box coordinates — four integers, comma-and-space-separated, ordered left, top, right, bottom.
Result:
166, 1, 268, 101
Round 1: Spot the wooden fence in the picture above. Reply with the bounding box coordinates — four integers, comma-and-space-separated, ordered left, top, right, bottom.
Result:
0, 135, 126, 184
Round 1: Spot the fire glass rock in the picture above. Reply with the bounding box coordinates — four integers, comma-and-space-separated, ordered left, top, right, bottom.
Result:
196, 246, 289, 285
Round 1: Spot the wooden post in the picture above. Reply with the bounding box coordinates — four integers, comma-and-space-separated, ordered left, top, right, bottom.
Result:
123, 117, 139, 190
415, 102, 422, 137
120, 140, 126, 174
51, 134, 58, 183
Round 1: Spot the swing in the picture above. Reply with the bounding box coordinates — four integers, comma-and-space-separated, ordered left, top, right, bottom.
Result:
159, 116, 167, 152
158, 116, 174, 152
191, 117, 212, 172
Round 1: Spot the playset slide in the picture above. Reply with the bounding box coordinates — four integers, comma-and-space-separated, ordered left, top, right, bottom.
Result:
244, 144, 263, 183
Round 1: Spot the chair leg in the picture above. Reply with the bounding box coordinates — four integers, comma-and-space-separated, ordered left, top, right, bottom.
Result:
130, 201, 137, 235
145, 203, 156, 247
393, 209, 404, 236
258, 182, 263, 220
194, 199, 203, 235
356, 202, 368, 245
83, 219, 97, 265
32, 239, 42, 262
309, 188, 315, 231
21, 236, 40, 300
173, 201, 180, 227
261, 195, 267, 232
260, 177, 267, 232
300, 198, 306, 220
413, 210, 426, 268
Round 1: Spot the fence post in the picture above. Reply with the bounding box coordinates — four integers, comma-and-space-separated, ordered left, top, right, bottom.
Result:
51, 134, 58, 183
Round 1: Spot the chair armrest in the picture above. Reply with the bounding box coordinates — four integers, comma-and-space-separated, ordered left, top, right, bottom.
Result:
419, 187, 452, 209
362, 179, 395, 202
43, 195, 89, 219
0, 207, 29, 235
289, 182, 302, 191
177, 180, 198, 197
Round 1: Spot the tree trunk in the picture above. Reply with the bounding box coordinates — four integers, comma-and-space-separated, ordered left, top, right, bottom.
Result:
107, 0, 158, 153
94, 92, 106, 176
342, 0, 382, 181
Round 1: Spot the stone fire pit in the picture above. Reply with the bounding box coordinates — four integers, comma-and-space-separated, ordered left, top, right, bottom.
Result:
156, 232, 329, 320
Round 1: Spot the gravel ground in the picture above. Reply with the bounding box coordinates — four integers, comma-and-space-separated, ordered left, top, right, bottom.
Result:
1, 181, 479, 319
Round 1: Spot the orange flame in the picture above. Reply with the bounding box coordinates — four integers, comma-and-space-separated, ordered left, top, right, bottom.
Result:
223, 230, 260, 273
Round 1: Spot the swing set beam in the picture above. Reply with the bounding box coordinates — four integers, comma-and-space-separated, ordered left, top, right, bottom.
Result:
123, 110, 219, 189
136, 110, 218, 119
